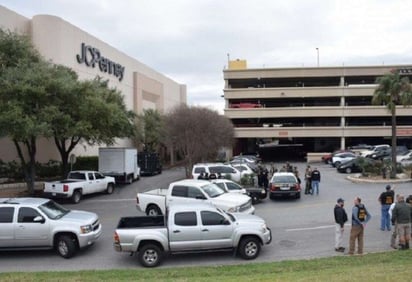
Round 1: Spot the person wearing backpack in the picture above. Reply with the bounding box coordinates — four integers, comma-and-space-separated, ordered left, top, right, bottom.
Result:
378, 184, 395, 231
348, 196, 371, 255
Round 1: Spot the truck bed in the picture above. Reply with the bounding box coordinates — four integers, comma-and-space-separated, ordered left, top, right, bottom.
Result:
117, 216, 165, 228
143, 188, 168, 196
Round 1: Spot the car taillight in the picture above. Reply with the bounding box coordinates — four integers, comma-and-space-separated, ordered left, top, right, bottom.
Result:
270, 184, 279, 191
114, 231, 120, 244
63, 184, 69, 192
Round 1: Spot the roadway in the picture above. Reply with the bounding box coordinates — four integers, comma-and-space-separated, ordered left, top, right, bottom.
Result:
0, 163, 408, 272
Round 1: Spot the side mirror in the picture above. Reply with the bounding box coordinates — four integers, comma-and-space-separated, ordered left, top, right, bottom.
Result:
222, 219, 231, 225
196, 195, 207, 200
33, 216, 45, 224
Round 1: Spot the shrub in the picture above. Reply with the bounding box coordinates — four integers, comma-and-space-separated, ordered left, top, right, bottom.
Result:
72, 156, 98, 171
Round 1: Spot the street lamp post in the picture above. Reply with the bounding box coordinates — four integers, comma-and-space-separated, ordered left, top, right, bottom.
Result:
316, 48, 319, 67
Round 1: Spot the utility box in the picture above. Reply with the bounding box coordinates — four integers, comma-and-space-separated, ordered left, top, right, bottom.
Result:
99, 147, 140, 184
138, 151, 162, 176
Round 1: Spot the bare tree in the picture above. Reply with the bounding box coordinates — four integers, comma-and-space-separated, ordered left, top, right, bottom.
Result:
165, 105, 234, 177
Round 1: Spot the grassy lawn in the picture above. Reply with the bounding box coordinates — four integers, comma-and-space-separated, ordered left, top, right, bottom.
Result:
2, 250, 411, 281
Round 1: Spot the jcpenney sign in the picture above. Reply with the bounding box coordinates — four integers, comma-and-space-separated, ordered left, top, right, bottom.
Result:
76, 43, 125, 81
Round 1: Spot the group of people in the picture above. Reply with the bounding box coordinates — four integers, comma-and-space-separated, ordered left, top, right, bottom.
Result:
304, 165, 321, 195
334, 196, 371, 255
334, 184, 412, 255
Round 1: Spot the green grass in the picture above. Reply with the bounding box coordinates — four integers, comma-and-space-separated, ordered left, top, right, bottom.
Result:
2, 250, 411, 281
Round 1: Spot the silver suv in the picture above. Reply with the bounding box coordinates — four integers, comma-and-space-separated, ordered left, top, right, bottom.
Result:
0, 197, 102, 258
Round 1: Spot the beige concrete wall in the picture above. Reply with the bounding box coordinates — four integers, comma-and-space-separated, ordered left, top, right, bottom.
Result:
0, 6, 186, 162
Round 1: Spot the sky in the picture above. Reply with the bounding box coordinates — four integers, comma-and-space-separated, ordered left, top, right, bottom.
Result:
2, 0, 412, 114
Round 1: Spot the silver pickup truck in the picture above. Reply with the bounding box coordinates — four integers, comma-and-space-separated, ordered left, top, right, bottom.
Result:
114, 203, 271, 267
0, 197, 102, 258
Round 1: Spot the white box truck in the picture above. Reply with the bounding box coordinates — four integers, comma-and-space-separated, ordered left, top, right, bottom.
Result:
98, 147, 140, 184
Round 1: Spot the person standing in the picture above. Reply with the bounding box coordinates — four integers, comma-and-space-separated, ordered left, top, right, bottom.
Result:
391, 194, 412, 250
334, 198, 348, 252
348, 197, 371, 255
389, 194, 400, 249
304, 165, 312, 194
310, 167, 321, 195
378, 184, 395, 231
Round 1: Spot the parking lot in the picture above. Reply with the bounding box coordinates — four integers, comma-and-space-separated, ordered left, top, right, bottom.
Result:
0, 162, 410, 272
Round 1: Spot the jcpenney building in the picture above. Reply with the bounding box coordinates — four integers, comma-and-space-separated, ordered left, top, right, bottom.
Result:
0, 5, 186, 162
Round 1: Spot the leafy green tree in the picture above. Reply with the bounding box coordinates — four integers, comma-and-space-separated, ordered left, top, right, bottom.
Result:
0, 60, 55, 193
134, 109, 164, 152
165, 105, 234, 177
50, 76, 136, 177
373, 71, 412, 178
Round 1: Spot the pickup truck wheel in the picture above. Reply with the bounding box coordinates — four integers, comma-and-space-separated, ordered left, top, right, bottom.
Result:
138, 244, 162, 267
56, 235, 77, 259
238, 236, 261, 260
106, 183, 114, 194
146, 205, 162, 216
72, 190, 82, 204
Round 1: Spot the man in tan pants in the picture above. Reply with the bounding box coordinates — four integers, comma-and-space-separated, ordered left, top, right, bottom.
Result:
348, 197, 371, 255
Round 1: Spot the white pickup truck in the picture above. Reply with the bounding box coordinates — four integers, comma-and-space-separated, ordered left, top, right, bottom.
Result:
136, 179, 254, 216
114, 203, 272, 267
0, 197, 102, 258
43, 170, 115, 203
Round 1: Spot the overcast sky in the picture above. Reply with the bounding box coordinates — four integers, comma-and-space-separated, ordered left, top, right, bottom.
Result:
2, 0, 412, 113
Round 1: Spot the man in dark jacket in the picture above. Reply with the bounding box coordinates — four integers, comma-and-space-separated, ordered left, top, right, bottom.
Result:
378, 184, 394, 231
391, 194, 412, 250
334, 198, 348, 252
310, 167, 321, 195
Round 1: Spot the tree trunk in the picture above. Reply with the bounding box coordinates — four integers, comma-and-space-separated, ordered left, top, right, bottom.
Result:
391, 107, 397, 179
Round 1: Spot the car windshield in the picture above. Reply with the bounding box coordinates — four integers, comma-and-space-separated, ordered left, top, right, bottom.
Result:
39, 200, 70, 220
201, 183, 225, 198
272, 175, 296, 183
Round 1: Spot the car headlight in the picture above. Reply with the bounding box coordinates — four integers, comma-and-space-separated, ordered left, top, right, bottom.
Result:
80, 224, 93, 234
228, 207, 239, 213
261, 223, 268, 232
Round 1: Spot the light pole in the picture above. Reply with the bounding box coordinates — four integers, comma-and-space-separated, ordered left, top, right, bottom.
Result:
316, 48, 319, 67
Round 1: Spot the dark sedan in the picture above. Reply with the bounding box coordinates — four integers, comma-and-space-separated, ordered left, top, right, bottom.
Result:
337, 157, 376, 173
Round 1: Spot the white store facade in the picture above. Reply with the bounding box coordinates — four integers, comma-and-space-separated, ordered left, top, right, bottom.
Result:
0, 5, 187, 162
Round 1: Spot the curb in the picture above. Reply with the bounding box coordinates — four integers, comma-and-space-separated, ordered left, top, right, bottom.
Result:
347, 174, 412, 184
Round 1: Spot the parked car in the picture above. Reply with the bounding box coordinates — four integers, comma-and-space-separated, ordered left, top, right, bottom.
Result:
136, 179, 254, 216
43, 171, 115, 204
232, 154, 261, 163
192, 163, 242, 182
336, 157, 376, 174
331, 152, 357, 167
113, 203, 271, 267
396, 150, 412, 162
211, 179, 267, 204
400, 156, 412, 167
269, 172, 301, 199
231, 163, 257, 178
322, 149, 353, 164
0, 197, 102, 258
368, 147, 391, 160
360, 144, 390, 158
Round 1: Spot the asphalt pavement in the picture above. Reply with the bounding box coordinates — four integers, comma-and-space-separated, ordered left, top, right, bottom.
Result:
0, 162, 409, 272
